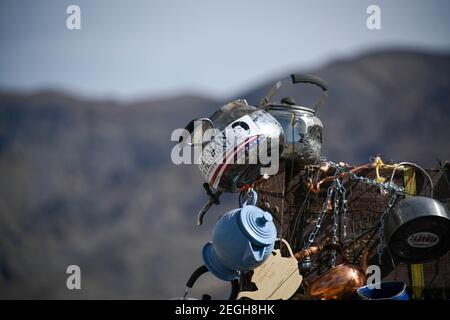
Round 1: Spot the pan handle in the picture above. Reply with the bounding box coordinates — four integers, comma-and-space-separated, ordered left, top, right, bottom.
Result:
388, 162, 434, 198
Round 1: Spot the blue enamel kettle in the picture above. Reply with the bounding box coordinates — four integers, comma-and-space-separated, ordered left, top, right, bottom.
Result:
202, 190, 277, 281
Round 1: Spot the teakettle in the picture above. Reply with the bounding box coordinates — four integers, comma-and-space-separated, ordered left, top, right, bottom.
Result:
183, 99, 284, 193
295, 244, 369, 300
260, 74, 328, 164
202, 190, 277, 281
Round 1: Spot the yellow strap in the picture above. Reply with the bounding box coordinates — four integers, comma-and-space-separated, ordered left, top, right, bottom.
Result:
410, 264, 425, 299
404, 167, 416, 198
404, 168, 424, 299
375, 157, 386, 183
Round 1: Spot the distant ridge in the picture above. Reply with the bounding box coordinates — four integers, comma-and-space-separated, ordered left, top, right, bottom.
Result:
0, 49, 449, 298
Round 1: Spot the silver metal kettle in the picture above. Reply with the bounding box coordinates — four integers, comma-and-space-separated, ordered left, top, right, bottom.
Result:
184, 99, 284, 193
260, 74, 328, 165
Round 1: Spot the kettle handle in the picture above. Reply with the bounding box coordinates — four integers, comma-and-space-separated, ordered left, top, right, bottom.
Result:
290, 74, 328, 112
180, 118, 215, 146
239, 188, 258, 207
260, 74, 328, 112
290, 74, 328, 92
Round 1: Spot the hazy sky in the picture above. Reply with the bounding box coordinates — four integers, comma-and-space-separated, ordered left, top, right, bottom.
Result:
0, 0, 449, 100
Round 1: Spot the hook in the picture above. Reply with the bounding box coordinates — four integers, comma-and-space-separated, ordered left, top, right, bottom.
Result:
196, 183, 221, 226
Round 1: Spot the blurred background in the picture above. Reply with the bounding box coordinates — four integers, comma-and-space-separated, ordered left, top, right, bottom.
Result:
0, 0, 449, 299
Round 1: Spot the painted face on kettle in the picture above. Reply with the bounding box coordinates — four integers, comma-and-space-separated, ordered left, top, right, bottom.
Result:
230, 121, 250, 139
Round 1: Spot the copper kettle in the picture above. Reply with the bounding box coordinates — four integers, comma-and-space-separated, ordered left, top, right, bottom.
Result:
294, 245, 370, 300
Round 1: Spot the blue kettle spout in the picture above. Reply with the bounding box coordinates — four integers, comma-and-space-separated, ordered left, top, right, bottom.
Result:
248, 242, 266, 262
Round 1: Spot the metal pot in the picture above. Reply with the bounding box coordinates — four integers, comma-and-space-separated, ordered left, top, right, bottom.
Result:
294, 245, 369, 300
384, 196, 450, 263
357, 281, 409, 300
260, 74, 328, 164
184, 99, 284, 193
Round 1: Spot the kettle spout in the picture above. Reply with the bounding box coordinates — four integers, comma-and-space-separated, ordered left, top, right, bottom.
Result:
294, 245, 325, 261
249, 242, 266, 262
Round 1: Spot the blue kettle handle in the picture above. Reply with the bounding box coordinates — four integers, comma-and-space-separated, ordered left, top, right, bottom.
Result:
239, 189, 258, 207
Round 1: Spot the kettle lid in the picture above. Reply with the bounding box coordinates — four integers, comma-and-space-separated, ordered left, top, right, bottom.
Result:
238, 206, 277, 246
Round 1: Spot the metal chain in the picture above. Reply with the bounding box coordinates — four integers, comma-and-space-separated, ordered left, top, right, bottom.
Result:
303, 169, 339, 250
331, 178, 341, 267
321, 158, 405, 195
309, 158, 411, 272
340, 183, 348, 240
349, 173, 405, 194
305, 158, 406, 269
377, 193, 397, 266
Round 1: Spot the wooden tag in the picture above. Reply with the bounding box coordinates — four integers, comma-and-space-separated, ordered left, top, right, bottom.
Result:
237, 240, 302, 300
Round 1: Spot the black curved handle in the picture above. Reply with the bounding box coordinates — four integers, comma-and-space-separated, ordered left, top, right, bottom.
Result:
186, 265, 209, 288
180, 118, 215, 145
186, 265, 240, 300
290, 74, 328, 92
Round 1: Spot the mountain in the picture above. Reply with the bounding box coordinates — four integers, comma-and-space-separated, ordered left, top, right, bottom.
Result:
0, 49, 449, 299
